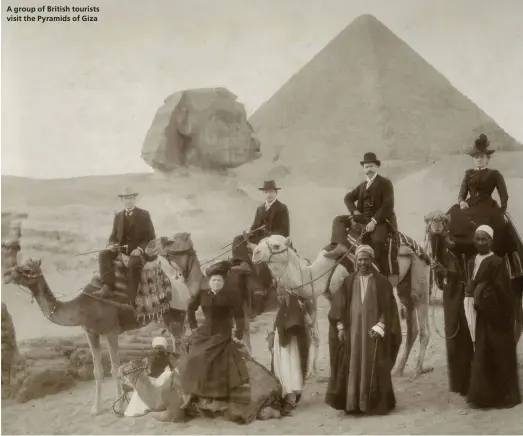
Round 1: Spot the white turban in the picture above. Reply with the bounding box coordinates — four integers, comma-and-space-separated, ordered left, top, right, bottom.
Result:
355, 245, 375, 259
475, 225, 494, 240
151, 337, 168, 349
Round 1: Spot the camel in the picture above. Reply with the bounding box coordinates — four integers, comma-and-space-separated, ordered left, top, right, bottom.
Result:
252, 233, 433, 379
2, 255, 193, 416
424, 210, 523, 344
157, 232, 280, 355
118, 354, 282, 423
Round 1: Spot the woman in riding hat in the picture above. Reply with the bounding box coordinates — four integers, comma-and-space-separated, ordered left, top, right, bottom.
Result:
450, 133, 514, 257
177, 259, 248, 410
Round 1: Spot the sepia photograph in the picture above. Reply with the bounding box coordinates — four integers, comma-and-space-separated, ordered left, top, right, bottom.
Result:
1, 0, 522, 434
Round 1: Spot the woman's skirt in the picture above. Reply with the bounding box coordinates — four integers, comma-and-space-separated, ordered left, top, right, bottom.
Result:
178, 332, 249, 400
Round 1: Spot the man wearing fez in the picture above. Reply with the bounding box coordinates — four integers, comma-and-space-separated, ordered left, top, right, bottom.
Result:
94, 186, 156, 300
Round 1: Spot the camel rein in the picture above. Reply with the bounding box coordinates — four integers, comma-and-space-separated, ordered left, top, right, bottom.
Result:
264, 231, 368, 296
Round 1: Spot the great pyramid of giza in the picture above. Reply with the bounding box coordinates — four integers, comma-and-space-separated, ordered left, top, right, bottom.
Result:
249, 15, 522, 168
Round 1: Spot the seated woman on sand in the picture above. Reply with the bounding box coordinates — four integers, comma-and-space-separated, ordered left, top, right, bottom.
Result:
124, 337, 175, 417
177, 260, 248, 411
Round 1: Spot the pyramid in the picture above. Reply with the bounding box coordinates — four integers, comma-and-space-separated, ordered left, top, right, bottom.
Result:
249, 15, 521, 169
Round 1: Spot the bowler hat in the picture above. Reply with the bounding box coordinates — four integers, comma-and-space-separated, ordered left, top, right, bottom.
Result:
259, 180, 281, 191
118, 186, 139, 198
466, 134, 495, 157
360, 152, 381, 167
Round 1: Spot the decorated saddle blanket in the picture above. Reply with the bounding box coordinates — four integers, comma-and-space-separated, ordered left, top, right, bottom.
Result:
116, 256, 172, 321
91, 256, 173, 321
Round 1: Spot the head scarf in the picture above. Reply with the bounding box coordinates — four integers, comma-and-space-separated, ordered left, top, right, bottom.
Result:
355, 245, 375, 259
152, 337, 168, 350
475, 225, 494, 240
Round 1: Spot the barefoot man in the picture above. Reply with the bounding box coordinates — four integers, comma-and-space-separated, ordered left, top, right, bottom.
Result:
326, 245, 402, 416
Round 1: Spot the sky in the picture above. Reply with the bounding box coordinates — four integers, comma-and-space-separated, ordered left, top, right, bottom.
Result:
1, 0, 523, 179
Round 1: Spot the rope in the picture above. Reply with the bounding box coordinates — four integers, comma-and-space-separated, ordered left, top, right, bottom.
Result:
271, 233, 367, 294
198, 225, 268, 266
112, 392, 130, 418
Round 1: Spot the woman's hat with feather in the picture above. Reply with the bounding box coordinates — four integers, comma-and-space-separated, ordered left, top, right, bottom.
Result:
467, 133, 495, 157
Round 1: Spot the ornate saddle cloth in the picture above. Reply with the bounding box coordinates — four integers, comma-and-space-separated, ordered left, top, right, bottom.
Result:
90, 255, 172, 321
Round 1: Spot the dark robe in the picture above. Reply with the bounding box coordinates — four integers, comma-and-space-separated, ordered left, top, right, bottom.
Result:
432, 240, 474, 395
466, 254, 521, 409
178, 285, 248, 400
326, 272, 402, 415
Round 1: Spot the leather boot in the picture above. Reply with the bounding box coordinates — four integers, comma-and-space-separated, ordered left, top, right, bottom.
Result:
324, 244, 349, 259
93, 283, 112, 298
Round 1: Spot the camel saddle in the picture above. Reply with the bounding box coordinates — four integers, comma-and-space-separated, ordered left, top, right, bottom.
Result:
342, 223, 429, 275
91, 254, 172, 321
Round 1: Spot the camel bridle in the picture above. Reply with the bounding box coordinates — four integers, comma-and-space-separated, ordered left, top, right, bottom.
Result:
263, 239, 290, 265
165, 248, 197, 282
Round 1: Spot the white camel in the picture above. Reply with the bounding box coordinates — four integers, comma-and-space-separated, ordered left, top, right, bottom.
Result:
252, 234, 433, 378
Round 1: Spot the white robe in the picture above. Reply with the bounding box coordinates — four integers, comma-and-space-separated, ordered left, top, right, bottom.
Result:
124, 368, 172, 417
273, 331, 303, 397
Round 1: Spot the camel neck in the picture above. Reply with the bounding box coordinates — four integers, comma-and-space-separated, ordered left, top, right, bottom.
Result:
272, 249, 333, 300
29, 277, 80, 327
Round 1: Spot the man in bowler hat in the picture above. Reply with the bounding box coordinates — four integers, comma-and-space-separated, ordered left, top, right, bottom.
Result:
94, 186, 156, 301
325, 153, 398, 277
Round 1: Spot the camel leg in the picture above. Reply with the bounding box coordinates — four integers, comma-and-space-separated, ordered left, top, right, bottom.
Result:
410, 303, 433, 379
105, 332, 125, 413
86, 330, 104, 416
392, 305, 418, 377
409, 256, 433, 379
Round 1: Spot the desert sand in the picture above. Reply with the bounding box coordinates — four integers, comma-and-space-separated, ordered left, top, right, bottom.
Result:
2, 153, 523, 434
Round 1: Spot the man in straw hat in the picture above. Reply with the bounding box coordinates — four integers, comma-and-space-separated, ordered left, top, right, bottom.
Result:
94, 186, 156, 300
326, 153, 398, 277
463, 224, 520, 409
230, 180, 290, 311
326, 245, 402, 415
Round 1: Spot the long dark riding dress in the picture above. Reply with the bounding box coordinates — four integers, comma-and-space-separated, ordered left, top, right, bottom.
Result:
449, 168, 512, 256
178, 285, 248, 400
